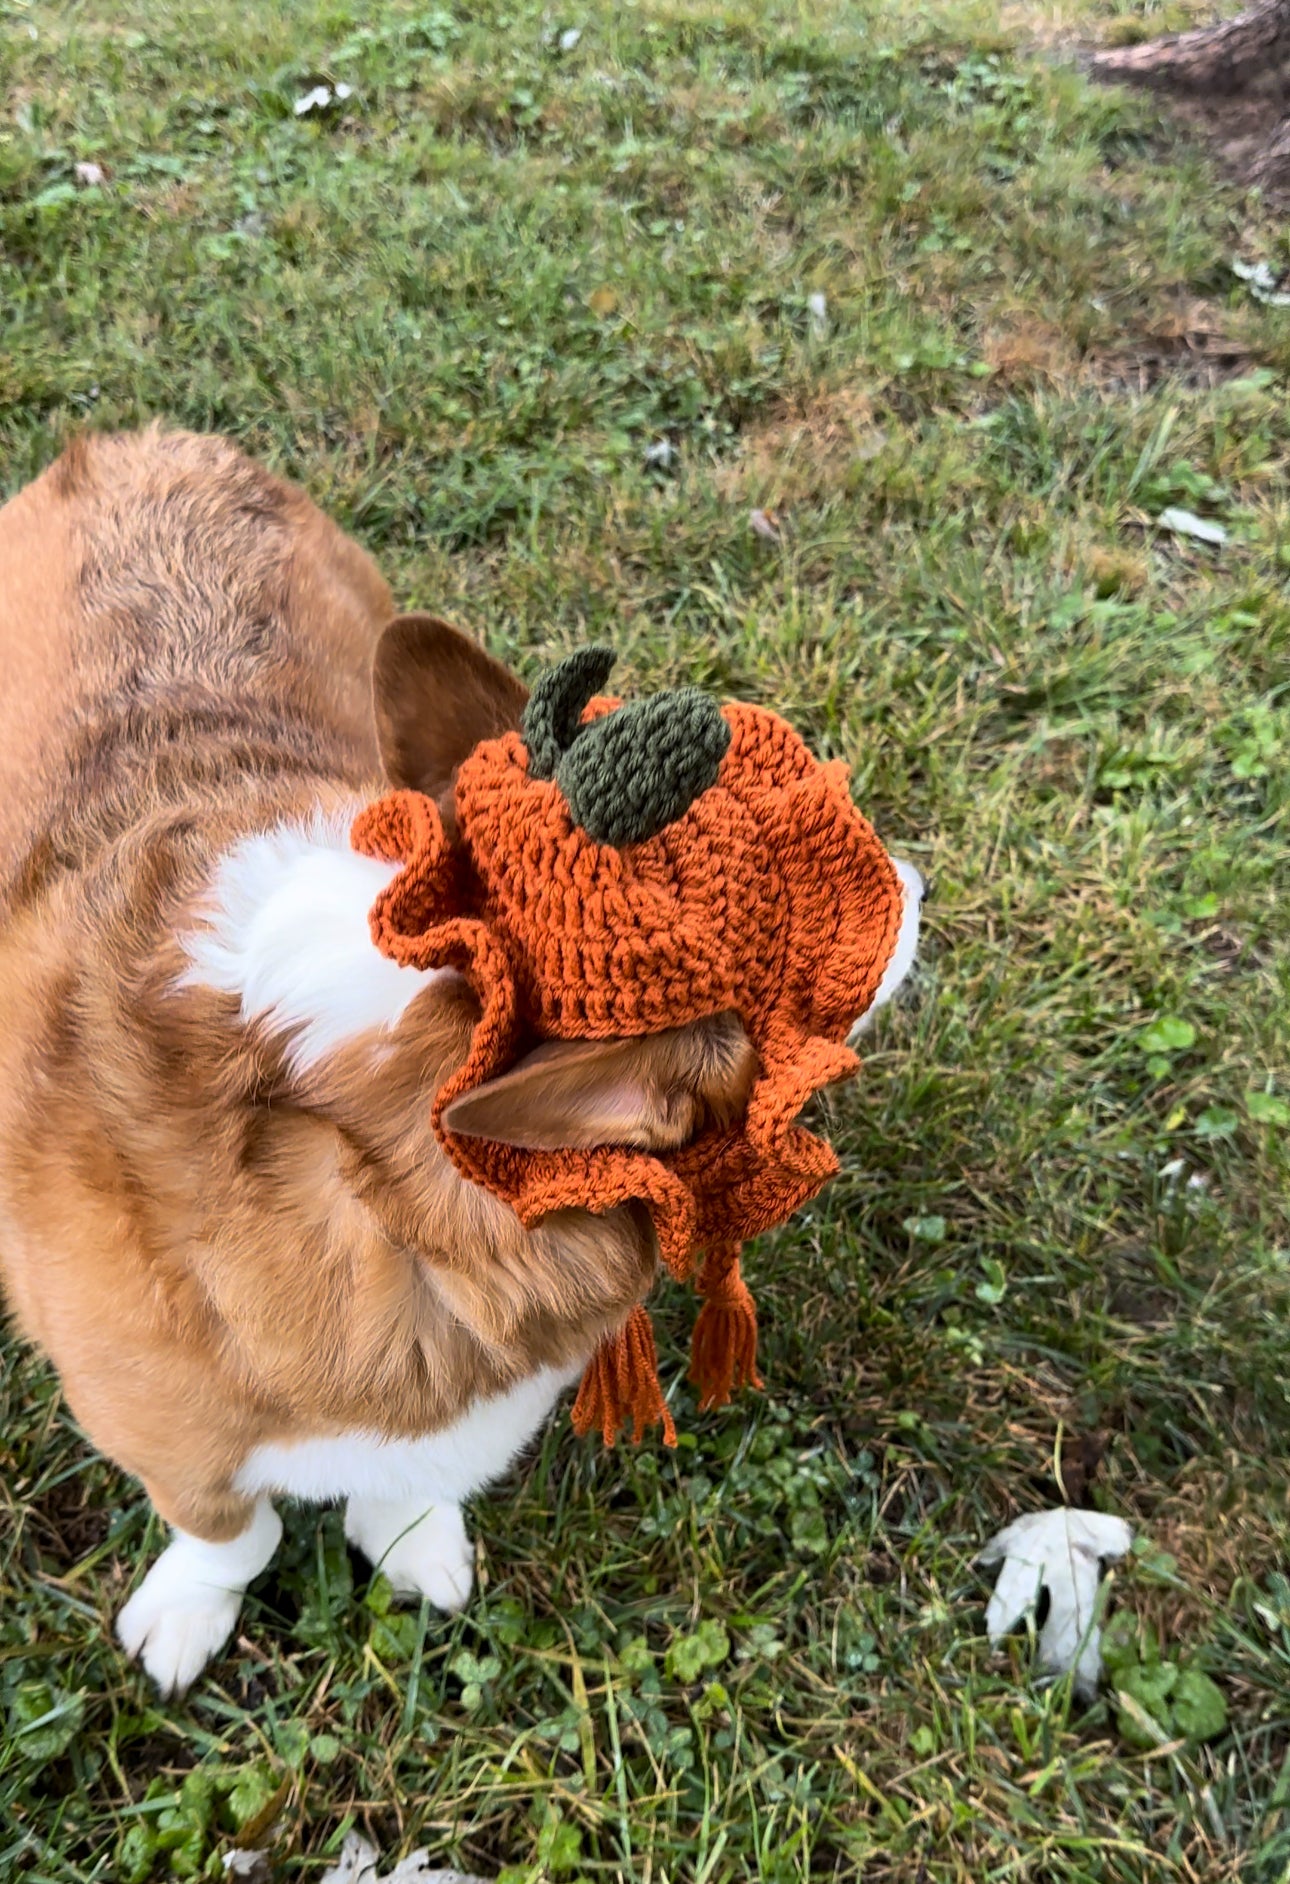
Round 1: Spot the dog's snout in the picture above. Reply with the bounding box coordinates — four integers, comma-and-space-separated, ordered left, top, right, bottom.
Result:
891, 857, 926, 903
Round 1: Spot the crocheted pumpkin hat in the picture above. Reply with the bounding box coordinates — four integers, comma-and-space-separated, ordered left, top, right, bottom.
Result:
352, 649, 902, 1446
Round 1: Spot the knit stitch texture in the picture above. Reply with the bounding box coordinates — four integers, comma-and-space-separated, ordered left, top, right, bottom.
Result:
352, 664, 903, 1445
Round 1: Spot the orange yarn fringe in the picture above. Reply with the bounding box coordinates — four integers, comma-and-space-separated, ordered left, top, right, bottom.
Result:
571, 1305, 677, 1448
571, 1246, 762, 1446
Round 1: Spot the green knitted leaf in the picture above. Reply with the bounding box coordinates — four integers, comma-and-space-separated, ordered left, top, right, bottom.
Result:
557, 689, 731, 845
522, 646, 616, 779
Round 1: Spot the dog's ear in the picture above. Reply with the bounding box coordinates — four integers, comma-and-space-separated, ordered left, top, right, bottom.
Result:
372, 614, 528, 803
441, 1013, 759, 1152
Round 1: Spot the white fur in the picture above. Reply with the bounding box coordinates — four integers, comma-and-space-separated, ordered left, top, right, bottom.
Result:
236, 1365, 581, 1617
116, 1499, 282, 1697
181, 812, 448, 1071
233, 1364, 580, 1506
344, 1496, 475, 1612
851, 856, 923, 1039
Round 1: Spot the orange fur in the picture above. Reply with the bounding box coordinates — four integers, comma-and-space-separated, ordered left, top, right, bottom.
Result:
0, 430, 689, 1548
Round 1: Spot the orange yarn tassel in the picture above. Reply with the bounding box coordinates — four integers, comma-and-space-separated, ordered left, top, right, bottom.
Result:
571, 1305, 677, 1448
689, 1248, 762, 1411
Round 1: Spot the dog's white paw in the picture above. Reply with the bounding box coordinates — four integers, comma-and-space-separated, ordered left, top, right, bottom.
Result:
116, 1502, 283, 1697
117, 1568, 242, 1697
345, 1496, 475, 1613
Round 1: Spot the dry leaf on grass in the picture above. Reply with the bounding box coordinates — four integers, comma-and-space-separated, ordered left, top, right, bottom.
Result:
1157, 507, 1228, 547
979, 1506, 1134, 1699
222, 1854, 271, 1882
319, 1830, 495, 1884
294, 83, 355, 118
1232, 258, 1290, 307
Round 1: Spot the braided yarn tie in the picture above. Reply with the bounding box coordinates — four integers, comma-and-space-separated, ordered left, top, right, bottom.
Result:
688, 1244, 762, 1410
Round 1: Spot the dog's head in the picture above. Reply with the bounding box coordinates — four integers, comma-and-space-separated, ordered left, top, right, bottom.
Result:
182, 617, 922, 1377
367, 610, 919, 1100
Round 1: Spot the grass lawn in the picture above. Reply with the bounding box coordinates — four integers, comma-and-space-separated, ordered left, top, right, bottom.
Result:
3, 0, 1290, 1878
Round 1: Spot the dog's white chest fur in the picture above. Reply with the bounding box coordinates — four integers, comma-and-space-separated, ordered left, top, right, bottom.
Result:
232, 1364, 579, 1506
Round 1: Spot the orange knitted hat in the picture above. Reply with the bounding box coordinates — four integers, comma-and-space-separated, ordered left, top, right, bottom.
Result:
352, 650, 902, 1446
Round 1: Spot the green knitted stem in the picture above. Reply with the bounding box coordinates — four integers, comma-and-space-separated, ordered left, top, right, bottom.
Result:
557, 689, 731, 845
522, 646, 616, 780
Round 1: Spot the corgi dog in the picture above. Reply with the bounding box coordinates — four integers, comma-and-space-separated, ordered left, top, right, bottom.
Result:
0, 429, 922, 1696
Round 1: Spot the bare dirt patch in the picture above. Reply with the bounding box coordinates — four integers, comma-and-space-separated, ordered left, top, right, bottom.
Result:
980, 295, 1255, 395
1164, 82, 1290, 192
716, 384, 886, 506
1084, 296, 1258, 390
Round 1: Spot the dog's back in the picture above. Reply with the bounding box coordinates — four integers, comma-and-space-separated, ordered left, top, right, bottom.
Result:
0, 427, 390, 909
0, 433, 673, 1697
0, 430, 403, 1537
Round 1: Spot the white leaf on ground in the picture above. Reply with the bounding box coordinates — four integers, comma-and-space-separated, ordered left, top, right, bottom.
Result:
295, 85, 349, 117
222, 1853, 270, 1881
1232, 259, 1290, 307
1157, 507, 1227, 547
319, 1830, 495, 1884
74, 161, 105, 187
384, 1861, 494, 1884
979, 1507, 1133, 1699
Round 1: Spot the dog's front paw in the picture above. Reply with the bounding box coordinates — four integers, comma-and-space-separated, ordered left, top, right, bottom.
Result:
116, 1502, 283, 1697
345, 1496, 475, 1613
117, 1562, 243, 1698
